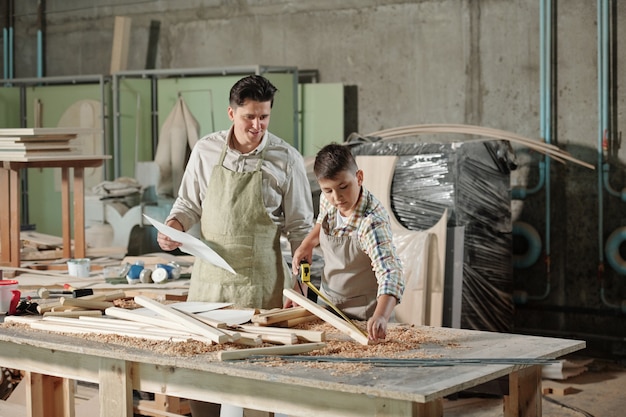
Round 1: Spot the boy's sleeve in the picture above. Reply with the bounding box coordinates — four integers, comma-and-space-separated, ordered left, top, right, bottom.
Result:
317, 192, 331, 225
358, 216, 404, 302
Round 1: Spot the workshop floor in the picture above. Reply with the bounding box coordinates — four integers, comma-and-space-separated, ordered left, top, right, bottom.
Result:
444, 356, 626, 417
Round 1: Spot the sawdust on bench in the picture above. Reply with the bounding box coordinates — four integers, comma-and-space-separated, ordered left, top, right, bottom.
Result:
1, 319, 460, 376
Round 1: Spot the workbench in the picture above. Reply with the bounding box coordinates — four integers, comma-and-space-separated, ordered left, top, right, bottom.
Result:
0, 324, 584, 417
0, 155, 110, 267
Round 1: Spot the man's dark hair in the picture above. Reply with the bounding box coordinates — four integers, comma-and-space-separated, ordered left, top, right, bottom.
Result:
314, 143, 359, 180
229, 75, 278, 108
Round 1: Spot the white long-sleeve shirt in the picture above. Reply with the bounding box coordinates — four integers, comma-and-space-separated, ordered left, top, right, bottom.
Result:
167, 127, 314, 253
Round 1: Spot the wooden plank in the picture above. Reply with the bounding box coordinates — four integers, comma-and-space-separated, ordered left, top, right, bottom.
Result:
271, 312, 321, 328
20, 231, 63, 247
218, 342, 326, 361
219, 328, 263, 346
110, 16, 132, 74
237, 324, 325, 343
60, 297, 114, 310
133, 296, 230, 344
29, 320, 194, 342
251, 306, 312, 325
105, 306, 210, 337
82, 290, 126, 302
283, 289, 370, 346
43, 310, 103, 318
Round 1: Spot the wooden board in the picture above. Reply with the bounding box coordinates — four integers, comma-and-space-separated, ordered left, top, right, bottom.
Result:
132, 296, 231, 344
283, 289, 370, 345
110, 16, 132, 74
218, 342, 326, 361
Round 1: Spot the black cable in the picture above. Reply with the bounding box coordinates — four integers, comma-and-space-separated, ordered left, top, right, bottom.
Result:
542, 395, 595, 417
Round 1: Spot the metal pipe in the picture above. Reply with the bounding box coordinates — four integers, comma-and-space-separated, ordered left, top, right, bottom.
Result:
597, 0, 606, 272
36, 0, 45, 78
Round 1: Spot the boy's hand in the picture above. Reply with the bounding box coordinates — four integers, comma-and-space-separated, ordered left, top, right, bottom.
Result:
367, 314, 388, 341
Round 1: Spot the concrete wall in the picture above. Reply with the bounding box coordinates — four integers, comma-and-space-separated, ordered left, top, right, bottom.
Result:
3, 0, 626, 353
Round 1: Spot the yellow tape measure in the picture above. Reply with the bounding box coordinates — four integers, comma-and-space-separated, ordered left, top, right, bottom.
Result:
299, 262, 368, 338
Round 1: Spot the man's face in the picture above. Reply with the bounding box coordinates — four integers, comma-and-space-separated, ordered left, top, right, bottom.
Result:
228, 99, 272, 151
318, 169, 364, 218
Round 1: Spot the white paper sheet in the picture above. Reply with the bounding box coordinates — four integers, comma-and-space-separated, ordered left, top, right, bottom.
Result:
143, 214, 236, 274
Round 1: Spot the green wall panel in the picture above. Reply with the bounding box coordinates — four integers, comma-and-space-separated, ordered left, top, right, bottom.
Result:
117, 78, 153, 178
300, 83, 344, 157
24, 84, 111, 236
0, 87, 20, 127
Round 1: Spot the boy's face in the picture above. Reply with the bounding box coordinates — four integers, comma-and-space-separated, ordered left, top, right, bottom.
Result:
318, 169, 363, 217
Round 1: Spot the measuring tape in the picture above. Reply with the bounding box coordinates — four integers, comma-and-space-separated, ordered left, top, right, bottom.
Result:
299, 262, 368, 338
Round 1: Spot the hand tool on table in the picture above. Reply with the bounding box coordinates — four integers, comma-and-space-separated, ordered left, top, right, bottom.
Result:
299, 262, 368, 338
37, 287, 94, 299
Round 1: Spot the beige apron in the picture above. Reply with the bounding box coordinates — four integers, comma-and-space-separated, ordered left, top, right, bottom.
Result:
188, 142, 290, 309
319, 213, 379, 320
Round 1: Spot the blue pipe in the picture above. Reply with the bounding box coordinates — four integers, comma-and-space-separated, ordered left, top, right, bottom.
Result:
543, 0, 552, 261
37, 30, 43, 77
523, 0, 551, 302
2, 28, 7, 80
8, 27, 13, 79
512, 161, 546, 200
602, 162, 626, 201
597, 0, 606, 268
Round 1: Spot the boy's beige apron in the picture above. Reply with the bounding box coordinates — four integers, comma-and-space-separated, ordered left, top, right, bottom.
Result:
319, 215, 378, 320
188, 143, 290, 309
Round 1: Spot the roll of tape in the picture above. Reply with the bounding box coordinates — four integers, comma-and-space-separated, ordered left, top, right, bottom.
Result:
152, 267, 169, 284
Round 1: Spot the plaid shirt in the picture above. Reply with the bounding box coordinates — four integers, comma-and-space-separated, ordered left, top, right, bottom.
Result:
318, 187, 404, 302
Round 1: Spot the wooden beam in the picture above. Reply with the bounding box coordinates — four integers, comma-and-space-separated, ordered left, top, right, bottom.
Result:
110, 16, 132, 74
283, 289, 370, 345
43, 310, 103, 318
252, 306, 312, 325
60, 297, 114, 310
237, 324, 325, 343
218, 342, 326, 361
133, 296, 231, 344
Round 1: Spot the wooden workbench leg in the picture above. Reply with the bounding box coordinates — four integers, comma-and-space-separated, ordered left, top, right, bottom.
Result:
99, 358, 133, 417
0, 168, 11, 265
8, 169, 21, 267
243, 409, 274, 417
24, 371, 75, 417
61, 167, 72, 259
73, 167, 86, 259
374, 398, 442, 417
504, 365, 542, 417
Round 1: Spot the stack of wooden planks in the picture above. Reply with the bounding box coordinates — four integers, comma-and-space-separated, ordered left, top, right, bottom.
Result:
5, 286, 383, 363
0, 128, 79, 160
6, 296, 330, 360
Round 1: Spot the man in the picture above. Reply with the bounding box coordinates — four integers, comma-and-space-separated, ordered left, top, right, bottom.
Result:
157, 75, 314, 416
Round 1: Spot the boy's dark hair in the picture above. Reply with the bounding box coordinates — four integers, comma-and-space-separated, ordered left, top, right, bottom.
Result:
314, 143, 359, 180
229, 75, 278, 108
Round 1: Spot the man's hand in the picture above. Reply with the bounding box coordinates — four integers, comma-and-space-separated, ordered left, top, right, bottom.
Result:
157, 218, 184, 251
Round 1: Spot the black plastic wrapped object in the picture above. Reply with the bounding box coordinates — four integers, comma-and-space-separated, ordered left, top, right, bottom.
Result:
350, 138, 514, 332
